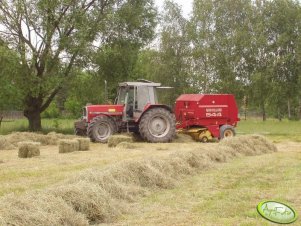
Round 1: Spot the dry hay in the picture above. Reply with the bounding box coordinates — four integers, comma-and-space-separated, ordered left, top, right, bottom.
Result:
59, 139, 79, 153
0, 135, 277, 225
48, 181, 121, 223
0, 132, 77, 150
116, 142, 138, 149
173, 133, 195, 143
0, 193, 89, 226
0, 137, 15, 150
18, 142, 40, 158
74, 138, 90, 151
108, 134, 133, 147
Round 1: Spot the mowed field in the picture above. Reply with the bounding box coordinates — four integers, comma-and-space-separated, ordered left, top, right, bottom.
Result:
0, 119, 300, 225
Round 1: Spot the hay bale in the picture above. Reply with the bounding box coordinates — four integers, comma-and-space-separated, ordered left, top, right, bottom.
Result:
108, 134, 133, 147
59, 139, 79, 153
116, 142, 138, 149
18, 142, 40, 158
74, 138, 90, 151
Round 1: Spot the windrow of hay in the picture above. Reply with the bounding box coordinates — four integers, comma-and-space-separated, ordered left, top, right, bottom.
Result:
0, 132, 77, 150
0, 193, 89, 226
116, 142, 139, 149
18, 142, 40, 158
108, 134, 133, 147
0, 135, 277, 225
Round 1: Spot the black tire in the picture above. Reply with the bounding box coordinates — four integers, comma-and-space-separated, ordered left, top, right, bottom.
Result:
139, 108, 176, 143
220, 125, 236, 139
87, 115, 117, 143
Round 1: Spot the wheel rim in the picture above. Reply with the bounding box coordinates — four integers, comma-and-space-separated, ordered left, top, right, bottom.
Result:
224, 129, 234, 137
147, 115, 170, 138
201, 137, 208, 143
95, 122, 111, 140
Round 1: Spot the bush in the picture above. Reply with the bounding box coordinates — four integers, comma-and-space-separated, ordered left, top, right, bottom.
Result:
41, 102, 60, 119
64, 97, 82, 118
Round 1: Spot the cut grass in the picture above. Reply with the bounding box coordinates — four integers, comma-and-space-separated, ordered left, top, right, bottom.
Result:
0, 136, 277, 225
117, 144, 301, 226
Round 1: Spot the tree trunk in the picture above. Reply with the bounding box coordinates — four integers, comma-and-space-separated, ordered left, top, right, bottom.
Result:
24, 96, 43, 131
287, 99, 291, 120
24, 110, 42, 131
277, 107, 282, 122
299, 98, 301, 120
261, 102, 266, 121
0, 115, 3, 128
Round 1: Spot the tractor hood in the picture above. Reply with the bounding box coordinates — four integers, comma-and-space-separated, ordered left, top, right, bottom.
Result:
86, 105, 124, 122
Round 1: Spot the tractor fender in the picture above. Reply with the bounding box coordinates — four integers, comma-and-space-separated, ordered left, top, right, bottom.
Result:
137, 104, 173, 122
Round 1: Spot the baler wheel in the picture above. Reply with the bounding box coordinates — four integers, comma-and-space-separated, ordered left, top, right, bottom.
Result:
139, 108, 176, 143
220, 125, 235, 139
201, 136, 209, 143
87, 115, 117, 143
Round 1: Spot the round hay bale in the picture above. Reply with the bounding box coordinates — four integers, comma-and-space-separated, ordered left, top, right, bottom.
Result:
116, 142, 138, 149
59, 139, 79, 153
18, 142, 40, 158
108, 134, 133, 148
75, 138, 90, 151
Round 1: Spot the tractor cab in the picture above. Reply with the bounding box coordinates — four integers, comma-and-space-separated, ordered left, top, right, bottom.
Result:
116, 81, 161, 122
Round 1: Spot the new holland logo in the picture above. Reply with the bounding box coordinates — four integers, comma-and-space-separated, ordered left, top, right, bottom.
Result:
257, 200, 298, 224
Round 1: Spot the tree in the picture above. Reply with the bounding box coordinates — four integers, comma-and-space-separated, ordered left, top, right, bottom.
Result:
94, 0, 157, 98
133, 0, 192, 105
0, 39, 22, 111
0, 0, 157, 131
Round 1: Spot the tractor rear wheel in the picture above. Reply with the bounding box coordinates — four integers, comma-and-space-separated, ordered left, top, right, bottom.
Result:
220, 125, 235, 139
87, 115, 117, 143
139, 108, 176, 143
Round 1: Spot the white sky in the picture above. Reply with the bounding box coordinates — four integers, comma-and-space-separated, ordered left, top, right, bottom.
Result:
155, 0, 193, 18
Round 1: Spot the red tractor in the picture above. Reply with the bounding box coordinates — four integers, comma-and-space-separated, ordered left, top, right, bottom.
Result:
74, 80, 176, 143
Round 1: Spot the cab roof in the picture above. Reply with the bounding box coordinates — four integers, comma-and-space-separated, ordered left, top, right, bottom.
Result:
119, 82, 161, 87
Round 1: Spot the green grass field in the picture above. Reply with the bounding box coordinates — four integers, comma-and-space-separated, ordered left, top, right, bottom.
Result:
236, 119, 301, 142
0, 118, 74, 135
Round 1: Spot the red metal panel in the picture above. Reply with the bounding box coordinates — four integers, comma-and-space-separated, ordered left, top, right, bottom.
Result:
86, 105, 124, 122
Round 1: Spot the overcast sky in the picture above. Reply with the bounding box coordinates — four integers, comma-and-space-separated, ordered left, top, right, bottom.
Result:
155, 0, 193, 18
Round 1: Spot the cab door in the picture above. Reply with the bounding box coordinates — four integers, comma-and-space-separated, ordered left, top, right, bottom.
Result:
133, 86, 151, 121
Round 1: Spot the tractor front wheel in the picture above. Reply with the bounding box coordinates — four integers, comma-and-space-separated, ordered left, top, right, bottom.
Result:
87, 115, 117, 143
220, 125, 235, 139
139, 108, 176, 143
